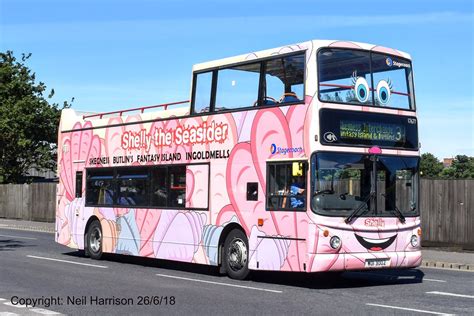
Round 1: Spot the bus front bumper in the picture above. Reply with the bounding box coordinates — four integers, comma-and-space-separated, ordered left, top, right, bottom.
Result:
307, 250, 422, 272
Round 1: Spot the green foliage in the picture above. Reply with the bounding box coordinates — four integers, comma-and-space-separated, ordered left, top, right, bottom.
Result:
420, 153, 474, 179
420, 153, 444, 178
440, 155, 474, 179
0, 51, 71, 183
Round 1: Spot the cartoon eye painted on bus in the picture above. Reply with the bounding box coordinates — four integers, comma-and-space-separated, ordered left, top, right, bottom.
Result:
376, 79, 393, 106
351, 71, 370, 103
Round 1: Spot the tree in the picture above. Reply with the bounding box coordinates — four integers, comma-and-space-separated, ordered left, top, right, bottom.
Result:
440, 155, 474, 179
0, 51, 71, 183
420, 153, 443, 178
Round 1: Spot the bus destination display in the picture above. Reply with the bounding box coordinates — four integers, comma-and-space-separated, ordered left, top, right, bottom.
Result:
320, 109, 418, 150
340, 120, 406, 142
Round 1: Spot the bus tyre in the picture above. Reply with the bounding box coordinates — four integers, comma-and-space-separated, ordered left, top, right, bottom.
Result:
86, 220, 103, 260
223, 229, 250, 280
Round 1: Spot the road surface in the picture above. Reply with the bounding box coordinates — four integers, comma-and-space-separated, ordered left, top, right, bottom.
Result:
0, 229, 473, 315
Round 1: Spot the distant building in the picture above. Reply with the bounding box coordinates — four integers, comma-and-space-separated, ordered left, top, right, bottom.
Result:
26, 166, 57, 182
443, 158, 453, 168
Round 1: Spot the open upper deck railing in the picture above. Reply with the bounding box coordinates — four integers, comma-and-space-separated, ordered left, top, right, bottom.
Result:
82, 100, 190, 120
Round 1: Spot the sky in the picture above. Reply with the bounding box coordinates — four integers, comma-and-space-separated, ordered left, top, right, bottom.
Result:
1, 0, 473, 159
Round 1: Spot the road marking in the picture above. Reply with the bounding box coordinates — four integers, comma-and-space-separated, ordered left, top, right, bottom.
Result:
366, 303, 453, 315
424, 278, 447, 283
0, 312, 20, 316
30, 308, 61, 315
0, 234, 37, 240
27, 255, 108, 269
3, 303, 26, 309
427, 291, 474, 299
156, 273, 282, 293
0, 298, 6, 301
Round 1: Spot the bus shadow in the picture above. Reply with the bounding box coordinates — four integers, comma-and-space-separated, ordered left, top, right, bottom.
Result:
251, 269, 425, 289
63, 250, 424, 289
0, 239, 32, 251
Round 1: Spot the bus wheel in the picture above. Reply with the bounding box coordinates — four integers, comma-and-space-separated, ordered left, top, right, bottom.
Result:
223, 229, 250, 280
86, 220, 103, 260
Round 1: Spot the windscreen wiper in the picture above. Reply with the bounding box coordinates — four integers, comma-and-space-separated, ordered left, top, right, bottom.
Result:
381, 193, 406, 224
388, 205, 406, 224
345, 191, 374, 224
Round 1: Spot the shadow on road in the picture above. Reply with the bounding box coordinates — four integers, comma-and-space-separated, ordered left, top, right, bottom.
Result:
63, 250, 425, 289
0, 239, 31, 251
251, 268, 425, 289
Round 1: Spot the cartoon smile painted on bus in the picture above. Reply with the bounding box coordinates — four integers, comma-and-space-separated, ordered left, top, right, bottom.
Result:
354, 233, 397, 251
56, 39, 421, 279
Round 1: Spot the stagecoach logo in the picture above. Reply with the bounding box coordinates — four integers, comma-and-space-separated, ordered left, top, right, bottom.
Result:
386, 57, 411, 68
270, 143, 303, 155
323, 132, 337, 143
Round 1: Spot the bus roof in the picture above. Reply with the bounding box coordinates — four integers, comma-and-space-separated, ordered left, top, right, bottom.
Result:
192, 39, 412, 72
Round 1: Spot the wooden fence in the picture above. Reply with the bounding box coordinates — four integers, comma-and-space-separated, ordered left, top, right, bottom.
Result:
0, 183, 56, 222
420, 179, 473, 249
0, 180, 472, 247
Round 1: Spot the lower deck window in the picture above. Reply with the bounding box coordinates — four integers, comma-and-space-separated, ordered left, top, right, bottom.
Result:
85, 164, 205, 209
86, 170, 114, 206
117, 168, 149, 206
266, 161, 308, 211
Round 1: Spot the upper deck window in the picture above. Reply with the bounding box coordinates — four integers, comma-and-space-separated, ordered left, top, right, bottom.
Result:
264, 54, 305, 105
215, 62, 261, 111
192, 52, 305, 114
318, 48, 415, 110
193, 71, 213, 113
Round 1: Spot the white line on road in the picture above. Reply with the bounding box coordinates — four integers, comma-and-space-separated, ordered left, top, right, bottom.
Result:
424, 278, 447, 283
366, 303, 454, 315
27, 255, 108, 269
427, 291, 474, 299
156, 273, 282, 293
0, 312, 20, 316
0, 234, 37, 240
0, 298, 6, 301
3, 303, 26, 309
29, 308, 61, 315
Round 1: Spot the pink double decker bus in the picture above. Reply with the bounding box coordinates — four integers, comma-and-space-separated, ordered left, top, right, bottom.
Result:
56, 39, 421, 279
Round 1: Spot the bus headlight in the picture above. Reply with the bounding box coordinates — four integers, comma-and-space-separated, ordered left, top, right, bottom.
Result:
410, 235, 419, 247
330, 236, 341, 249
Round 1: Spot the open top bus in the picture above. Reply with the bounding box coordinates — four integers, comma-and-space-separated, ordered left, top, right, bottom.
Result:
56, 39, 421, 280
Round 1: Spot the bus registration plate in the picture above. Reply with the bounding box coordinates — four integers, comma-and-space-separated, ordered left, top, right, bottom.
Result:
365, 258, 390, 268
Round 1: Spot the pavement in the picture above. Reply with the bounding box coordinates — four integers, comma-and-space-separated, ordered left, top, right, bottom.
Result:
0, 218, 473, 272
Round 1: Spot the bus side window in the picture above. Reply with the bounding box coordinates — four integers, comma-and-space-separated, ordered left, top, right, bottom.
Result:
151, 167, 168, 207
266, 161, 307, 211
193, 71, 213, 114
264, 54, 305, 104
246, 182, 258, 201
85, 169, 115, 206
215, 62, 261, 110
75, 171, 83, 198
168, 166, 186, 207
